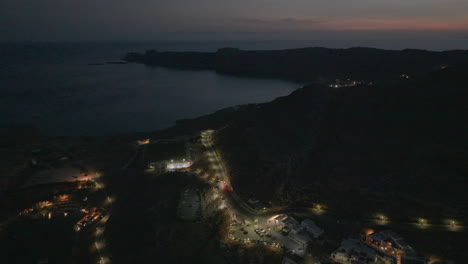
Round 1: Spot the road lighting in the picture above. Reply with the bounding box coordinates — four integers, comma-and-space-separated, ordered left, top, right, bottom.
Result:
313, 203, 325, 214
375, 214, 389, 224
416, 218, 428, 228
445, 219, 461, 231
96, 227, 104, 236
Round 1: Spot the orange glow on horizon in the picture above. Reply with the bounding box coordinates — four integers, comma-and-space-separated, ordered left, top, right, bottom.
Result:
244, 17, 468, 31
315, 18, 468, 31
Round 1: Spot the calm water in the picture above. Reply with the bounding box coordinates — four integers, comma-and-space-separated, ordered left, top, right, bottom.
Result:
0, 43, 299, 136
5, 39, 465, 136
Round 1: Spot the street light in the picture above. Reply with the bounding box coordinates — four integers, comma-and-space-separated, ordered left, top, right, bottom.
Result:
313, 203, 325, 214
375, 214, 389, 225
416, 218, 429, 229
445, 219, 461, 231
96, 228, 104, 236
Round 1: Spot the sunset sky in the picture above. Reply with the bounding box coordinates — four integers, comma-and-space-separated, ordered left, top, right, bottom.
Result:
2, 0, 468, 42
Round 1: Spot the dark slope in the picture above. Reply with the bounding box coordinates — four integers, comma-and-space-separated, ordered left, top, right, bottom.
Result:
211, 66, 468, 217
125, 47, 468, 81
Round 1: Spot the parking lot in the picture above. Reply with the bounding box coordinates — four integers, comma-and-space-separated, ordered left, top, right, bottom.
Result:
227, 216, 307, 257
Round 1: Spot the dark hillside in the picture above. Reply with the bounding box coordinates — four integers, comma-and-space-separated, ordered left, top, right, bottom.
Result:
125, 47, 468, 81
214, 66, 468, 217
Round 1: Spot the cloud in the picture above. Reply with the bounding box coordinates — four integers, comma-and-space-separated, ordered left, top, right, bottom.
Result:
224, 17, 323, 31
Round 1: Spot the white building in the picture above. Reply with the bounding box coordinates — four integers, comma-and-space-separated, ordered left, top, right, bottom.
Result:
289, 229, 312, 246
166, 160, 192, 170
268, 215, 322, 245
367, 230, 416, 256
268, 214, 299, 230
331, 238, 377, 264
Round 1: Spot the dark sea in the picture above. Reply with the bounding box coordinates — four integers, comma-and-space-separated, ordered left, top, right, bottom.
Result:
2, 39, 466, 136
0, 42, 303, 136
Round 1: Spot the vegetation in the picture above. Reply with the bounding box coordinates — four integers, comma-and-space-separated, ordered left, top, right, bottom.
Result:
144, 141, 186, 162
125, 47, 468, 82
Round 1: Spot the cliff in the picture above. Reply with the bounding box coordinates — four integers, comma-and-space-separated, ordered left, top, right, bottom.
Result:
148, 64, 468, 219
125, 47, 468, 82
215, 65, 468, 217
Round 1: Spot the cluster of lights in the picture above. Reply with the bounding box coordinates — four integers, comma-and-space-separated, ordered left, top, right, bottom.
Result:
370, 214, 462, 231
444, 219, 461, 231
374, 214, 390, 225
417, 218, 428, 225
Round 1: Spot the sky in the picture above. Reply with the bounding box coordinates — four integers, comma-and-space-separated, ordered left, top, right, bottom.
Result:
1, 0, 468, 46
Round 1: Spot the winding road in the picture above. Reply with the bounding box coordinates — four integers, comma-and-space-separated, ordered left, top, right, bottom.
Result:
200, 130, 466, 242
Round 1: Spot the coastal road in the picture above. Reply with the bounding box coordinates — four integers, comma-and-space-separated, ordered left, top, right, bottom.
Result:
201, 130, 307, 255
201, 130, 259, 216
200, 130, 467, 246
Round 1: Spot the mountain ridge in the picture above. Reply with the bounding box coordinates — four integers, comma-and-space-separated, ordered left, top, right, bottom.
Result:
124, 46, 468, 82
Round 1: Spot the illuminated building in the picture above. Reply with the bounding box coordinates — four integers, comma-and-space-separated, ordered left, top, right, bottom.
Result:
166, 160, 192, 170
137, 139, 150, 145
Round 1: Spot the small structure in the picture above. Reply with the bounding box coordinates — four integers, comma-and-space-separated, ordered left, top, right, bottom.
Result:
289, 229, 312, 246
137, 139, 150, 145
329, 79, 360, 88
333, 231, 421, 264
269, 214, 324, 239
268, 214, 322, 246
331, 238, 377, 264
301, 219, 324, 238
364, 230, 419, 264
268, 214, 300, 230
368, 230, 415, 256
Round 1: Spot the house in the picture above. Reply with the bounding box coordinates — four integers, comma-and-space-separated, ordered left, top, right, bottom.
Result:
366, 230, 416, 256
282, 215, 300, 230
301, 219, 324, 238
268, 214, 299, 230
331, 238, 377, 264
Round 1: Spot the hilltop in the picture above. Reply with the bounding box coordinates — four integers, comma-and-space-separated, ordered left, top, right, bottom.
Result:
147, 64, 468, 221
124, 47, 468, 82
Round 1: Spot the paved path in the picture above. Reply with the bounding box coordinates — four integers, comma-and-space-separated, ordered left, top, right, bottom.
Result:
200, 130, 467, 249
